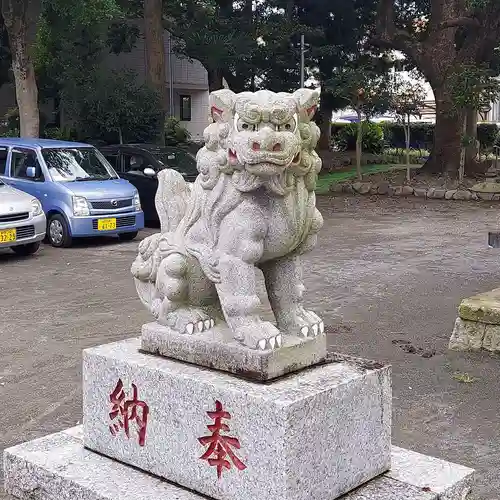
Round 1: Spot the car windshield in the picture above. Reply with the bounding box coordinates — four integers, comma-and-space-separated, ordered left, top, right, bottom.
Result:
152, 149, 198, 176
42, 147, 118, 182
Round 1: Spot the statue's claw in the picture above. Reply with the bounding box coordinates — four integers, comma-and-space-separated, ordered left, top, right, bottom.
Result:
257, 334, 282, 350
299, 322, 323, 338
158, 307, 218, 335
234, 322, 281, 350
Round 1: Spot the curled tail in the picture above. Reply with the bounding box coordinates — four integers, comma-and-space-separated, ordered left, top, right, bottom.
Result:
131, 168, 192, 309
155, 169, 192, 233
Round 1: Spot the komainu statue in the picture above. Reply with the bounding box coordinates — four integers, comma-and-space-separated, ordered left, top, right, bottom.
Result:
131, 88, 324, 350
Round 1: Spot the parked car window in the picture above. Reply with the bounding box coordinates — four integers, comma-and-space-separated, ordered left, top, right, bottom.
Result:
11, 149, 45, 181
153, 149, 198, 176
102, 153, 119, 170
41, 147, 118, 182
0, 148, 7, 174
122, 153, 155, 176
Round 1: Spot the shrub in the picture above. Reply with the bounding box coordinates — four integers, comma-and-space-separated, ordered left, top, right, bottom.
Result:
338, 122, 499, 151
165, 117, 191, 145
43, 126, 77, 141
72, 69, 164, 145
477, 123, 498, 150
335, 121, 385, 154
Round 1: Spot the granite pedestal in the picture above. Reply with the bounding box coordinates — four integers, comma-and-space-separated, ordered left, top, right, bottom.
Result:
141, 321, 328, 381
4, 426, 475, 500
83, 338, 391, 500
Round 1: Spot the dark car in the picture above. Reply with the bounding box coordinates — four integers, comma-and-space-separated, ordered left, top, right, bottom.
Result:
99, 144, 198, 223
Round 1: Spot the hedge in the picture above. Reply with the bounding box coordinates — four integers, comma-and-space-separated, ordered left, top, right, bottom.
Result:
331, 121, 499, 150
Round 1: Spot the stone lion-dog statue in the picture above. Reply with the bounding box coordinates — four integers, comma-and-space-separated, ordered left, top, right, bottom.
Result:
132, 88, 325, 351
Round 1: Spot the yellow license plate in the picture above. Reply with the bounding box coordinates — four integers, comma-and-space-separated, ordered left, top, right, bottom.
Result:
97, 218, 117, 231
0, 228, 16, 243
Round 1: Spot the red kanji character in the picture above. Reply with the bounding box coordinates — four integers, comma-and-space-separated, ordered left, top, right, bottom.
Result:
108, 379, 149, 447
198, 400, 246, 479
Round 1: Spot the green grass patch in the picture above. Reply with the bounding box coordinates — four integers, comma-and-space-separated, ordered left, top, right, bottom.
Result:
315, 163, 420, 194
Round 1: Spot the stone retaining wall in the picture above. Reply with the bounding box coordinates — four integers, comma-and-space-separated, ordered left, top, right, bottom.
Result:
330, 181, 500, 201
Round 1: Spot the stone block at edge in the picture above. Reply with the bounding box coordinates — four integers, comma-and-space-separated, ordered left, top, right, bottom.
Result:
83, 337, 391, 500
448, 317, 486, 351
458, 288, 500, 324
3, 427, 475, 500
141, 321, 327, 381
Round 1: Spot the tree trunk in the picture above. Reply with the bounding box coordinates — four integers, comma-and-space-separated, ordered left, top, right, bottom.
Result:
144, 0, 166, 144
419, 85, 463, 176
404, 116, 410, 183
458, 114, 466, 183
2, 0, 39, 137
208, 68, 224, 92
464, 107, 478, 174
356, 114, 363, 181
317, 104, 333, 150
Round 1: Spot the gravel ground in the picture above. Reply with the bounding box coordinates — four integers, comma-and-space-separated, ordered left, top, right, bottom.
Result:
1, 195, 500, 499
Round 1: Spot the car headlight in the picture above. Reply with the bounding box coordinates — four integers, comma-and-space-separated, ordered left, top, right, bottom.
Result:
133, 192, 141, 211
30, 198, 43, 216
72, 196, 90, 216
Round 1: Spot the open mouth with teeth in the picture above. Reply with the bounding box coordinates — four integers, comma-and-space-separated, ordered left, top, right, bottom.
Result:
228, 148, 301, 167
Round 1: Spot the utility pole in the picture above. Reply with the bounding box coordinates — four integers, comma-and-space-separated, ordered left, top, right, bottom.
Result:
300, 34, 305, 88
168, 32, 174, 118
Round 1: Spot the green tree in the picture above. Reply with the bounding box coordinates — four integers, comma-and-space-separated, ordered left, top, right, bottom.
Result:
447, 64, 500, 181
2, 0, 41, 136
389, 78, 427, 181
144, 0, 167, 143
372, 0, 500, 175
327, 60, 393, 180
164, 0, 258, 92
76, 69, 164, 144
263, 0, 379, 149
35, 0, 144, 138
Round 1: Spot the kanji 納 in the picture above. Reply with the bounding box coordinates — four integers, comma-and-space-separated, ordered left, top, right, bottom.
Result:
109, 378, 149, 446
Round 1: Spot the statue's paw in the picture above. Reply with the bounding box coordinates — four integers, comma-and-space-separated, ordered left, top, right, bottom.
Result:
161, 307, 216, 335
138, 233, 161, 257
186, 316, 216, 335
279, 308, 324, 339
234, 322, 282, 351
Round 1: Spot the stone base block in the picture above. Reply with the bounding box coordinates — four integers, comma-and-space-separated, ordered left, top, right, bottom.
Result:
83, 338, 391, 500
458, 288, 500, 324
449, 317, 500, 352
3, 427, 475, 500
141, 321, 327, 381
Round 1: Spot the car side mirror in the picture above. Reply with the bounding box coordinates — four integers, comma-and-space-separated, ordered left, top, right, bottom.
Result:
143, 167, 156, 177
26, 166, 36, 178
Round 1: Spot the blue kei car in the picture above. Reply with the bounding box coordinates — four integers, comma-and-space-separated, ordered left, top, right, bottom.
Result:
0, 138, 144, 247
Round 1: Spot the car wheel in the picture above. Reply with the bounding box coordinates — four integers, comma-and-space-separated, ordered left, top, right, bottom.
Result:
118, 231, 138, 242
47, 214, 72, 248
12, 241, 41, 256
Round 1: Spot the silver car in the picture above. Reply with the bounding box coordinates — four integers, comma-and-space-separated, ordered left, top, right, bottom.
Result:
0, 178, 46, 255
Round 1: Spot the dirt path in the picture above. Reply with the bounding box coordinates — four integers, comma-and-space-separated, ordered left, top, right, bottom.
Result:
2, 196, 500, 499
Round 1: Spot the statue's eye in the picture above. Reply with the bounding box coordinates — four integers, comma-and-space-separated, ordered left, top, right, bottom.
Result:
278, 118, 296, 132
238, 120, 256, 131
